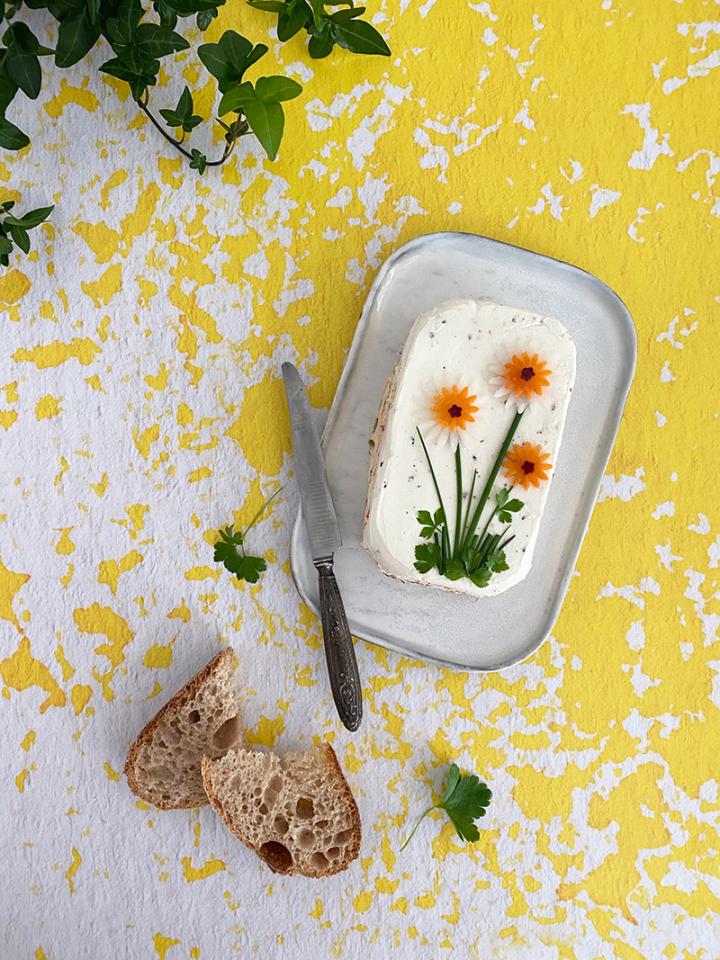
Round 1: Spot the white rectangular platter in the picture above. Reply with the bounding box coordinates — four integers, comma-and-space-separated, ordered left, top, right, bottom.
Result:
290, 232, 636, 671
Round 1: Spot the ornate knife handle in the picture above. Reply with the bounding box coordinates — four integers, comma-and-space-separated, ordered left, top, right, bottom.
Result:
316, 560, 363, 732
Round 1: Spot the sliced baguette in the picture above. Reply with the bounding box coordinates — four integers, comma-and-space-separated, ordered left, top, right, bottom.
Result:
201, 742, 361, 878
125, 647, 242, 809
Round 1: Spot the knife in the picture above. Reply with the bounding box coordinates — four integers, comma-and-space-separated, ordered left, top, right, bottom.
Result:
281, 362, 363, 732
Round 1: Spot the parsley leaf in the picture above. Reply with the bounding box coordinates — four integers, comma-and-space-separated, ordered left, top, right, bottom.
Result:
213, 487, 281, 584
400, 763, 492, 850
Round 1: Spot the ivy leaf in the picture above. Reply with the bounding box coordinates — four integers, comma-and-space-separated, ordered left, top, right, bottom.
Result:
189, 147, 207, 173
329, 5, 365, 21
247, 0, 286, 9
196, 8, 217, 29
3, 204, 53, 227
242, 96, 284, 160
0, 71, 19, 113
105, 0, 143, 48
0, 116, 29, 149
277, 0, 310, 41
8, 223, 30, 252
100, 56, 159, 99
134, 23, 189, 59
198, 30, 267, 92
55, 9, 100, 67
4, 46, 41, 98
330, 17, 390, 55
254, 74, 302, 103
307, 22, 333, 58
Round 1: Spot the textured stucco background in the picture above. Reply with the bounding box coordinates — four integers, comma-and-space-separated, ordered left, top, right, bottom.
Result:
1, 1, 720, 957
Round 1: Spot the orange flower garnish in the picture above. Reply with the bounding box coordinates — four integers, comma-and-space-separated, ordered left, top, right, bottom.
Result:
431, 385, 479, 432
503, 441, 552, 490
500, 352, 551, 400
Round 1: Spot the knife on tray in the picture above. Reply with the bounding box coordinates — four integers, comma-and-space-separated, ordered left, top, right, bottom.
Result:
281, 362, 363, 732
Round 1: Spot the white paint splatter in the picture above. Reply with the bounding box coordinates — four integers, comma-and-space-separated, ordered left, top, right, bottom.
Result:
589, 186, 621, 219
597, 467, 645, 503
653, 501, 676, 520
622, 103, 674, 169
689, 514, 711, 535
656, 411, 667, 427
660, 360, 676, 382
656, 542, 682, 572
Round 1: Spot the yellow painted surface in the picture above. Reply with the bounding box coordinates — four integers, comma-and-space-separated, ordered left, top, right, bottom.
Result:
1, 1, 718, 956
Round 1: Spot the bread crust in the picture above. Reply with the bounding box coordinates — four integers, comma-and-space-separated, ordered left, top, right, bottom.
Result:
124, 647, 236, 810
201, 742, 361, 878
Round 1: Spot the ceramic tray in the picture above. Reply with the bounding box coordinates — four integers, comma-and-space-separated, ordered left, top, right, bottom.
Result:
290, 232, 636, 670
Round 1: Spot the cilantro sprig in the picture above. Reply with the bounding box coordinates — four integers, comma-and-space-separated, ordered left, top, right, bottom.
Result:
400, 763, 492, 851
213, 487, 282, 585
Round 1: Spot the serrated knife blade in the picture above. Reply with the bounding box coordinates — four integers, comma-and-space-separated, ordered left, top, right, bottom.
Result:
282, 362, 362, 732
282, 362, 341, 561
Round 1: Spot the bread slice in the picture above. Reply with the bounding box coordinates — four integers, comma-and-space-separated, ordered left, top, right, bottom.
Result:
201, 742, 361, 878
125, 647, 242, 809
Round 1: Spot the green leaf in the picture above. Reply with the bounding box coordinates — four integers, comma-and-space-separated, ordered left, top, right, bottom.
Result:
159, 107, 182, 127
243, 96, 284, 159
164, 0, 224, 12
441, 763, 460, 803
505, 498, 523, 512
217, 79, 256, 114
134, 23, 189, 58
329, 5, 364, 21
444, 558, 465, 581
468, 567, 491, 588
495, 487, 509, 507
278, 0, 310, 41
0, 71, 19, 113
254, 74, 302, 103
5, 48, 41, 98
105, 0, 143, 47
247, 0, 285, 10
100, 56, 159, 99
497, 511, 511, 524
199, 31, 267, 92
414, 541, 440, 574
3, 22, 43, 53
175, 85, 193, 118
486, 550, 508, 574
196, 8, 216, 29
55, 9, 100, 67
418, 527, 434, 540
308, 23, 333, 58
438, 765, 492, 842
4, 204, 53, 227
87, 0, 100, 24
330, 17, 390, 55
8, 223, 29, 253
307, 0, 324, 29
416, 510, 433, 527
0, 116, 29, 149
189, 147, 207, 173
0, 234, 13, 260
433, 508, 445, 526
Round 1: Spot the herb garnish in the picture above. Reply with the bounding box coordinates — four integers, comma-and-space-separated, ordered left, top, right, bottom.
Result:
414, 410, 525, 589
247, 0, 391, 60
400, 763, 492, 850
214, 487, 282, 584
